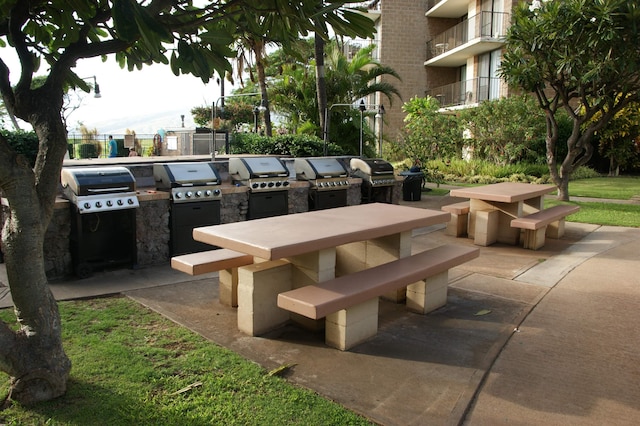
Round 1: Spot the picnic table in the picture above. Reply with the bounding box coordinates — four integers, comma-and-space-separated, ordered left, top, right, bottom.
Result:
449, 182, 556, 246
187, 203, 478, 349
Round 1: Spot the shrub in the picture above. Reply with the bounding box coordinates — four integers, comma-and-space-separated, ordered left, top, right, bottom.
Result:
1, 129, 39, 166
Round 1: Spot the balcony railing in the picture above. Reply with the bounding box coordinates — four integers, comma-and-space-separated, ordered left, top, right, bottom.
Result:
426, 11, 510, 61
343, 39, 380, 61
425, 77, 508, 109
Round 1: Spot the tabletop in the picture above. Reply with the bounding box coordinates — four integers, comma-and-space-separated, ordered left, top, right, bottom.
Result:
449, 182, 555, 203
193, 203, 450, 260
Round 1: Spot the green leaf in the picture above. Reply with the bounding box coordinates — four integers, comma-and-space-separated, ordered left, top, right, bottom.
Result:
112, 0, 139, 42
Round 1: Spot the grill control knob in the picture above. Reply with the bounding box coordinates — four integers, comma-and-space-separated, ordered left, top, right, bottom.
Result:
282, 181, 290, 187
117, 199, 124, 206
195, 190, 203, 197
185, 191, 193, 198
268, 182, 275, 188
106, 200, 113, 207
252, 183, 259, 189
205, 190, 212, 197
127, 198, 134, 205
95, 201, 102, 208
174, 192, 182, 199
260, 182, 267, 188
213, 189, 221, 196
84, 202, 91, 210
275, 181, 282, 187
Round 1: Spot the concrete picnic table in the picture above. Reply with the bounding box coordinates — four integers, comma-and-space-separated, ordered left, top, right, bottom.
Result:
449, 182, 556, 246
192, 203, 451, 335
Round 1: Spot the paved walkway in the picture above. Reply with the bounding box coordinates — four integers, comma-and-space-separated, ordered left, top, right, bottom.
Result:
1, 193, 639, 425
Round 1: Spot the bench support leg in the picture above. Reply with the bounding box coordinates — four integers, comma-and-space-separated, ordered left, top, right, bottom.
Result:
336, 231, 412, 303
237, 260, 292, 336
287, 249, 336, 331
445, 213, 468, 237
219, 268, 239, 307
406, 271, 449, 314
522, 227, 547, 250
474, 210, 499, 246
546, 219, 565, 239
325, 298, 379, 351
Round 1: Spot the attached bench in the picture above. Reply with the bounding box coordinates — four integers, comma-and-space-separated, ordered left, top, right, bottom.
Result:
277, 244, 479, 350
441, 201, 470, 237
510, 204, 580, 250
171, 249, 254, 306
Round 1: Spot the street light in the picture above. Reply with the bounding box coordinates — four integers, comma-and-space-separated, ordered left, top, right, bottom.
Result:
211, 92, 261, 157
253, 100, 267, 133
325, 101, 383, 157
375, 104, 385, 156
81, 76, 101, 98
359, 100, 366, 157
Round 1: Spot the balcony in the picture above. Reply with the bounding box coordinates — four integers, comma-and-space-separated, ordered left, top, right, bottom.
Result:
426, 0, 470, 18
425, 77, 508, 110
425, 11, 509, 67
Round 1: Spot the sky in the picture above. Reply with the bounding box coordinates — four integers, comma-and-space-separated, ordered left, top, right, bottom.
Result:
4, 52, 235, 136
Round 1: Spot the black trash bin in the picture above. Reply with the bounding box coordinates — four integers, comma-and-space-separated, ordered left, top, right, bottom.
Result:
400, 170, 424, 201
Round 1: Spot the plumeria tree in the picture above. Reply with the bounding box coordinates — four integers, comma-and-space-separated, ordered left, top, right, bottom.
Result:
500, 0, 640, 199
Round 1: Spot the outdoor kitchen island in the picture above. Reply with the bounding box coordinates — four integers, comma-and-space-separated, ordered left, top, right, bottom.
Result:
189, 203, 479, 350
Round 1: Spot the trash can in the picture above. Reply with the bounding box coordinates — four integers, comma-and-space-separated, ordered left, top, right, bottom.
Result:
400, 170, 424, 201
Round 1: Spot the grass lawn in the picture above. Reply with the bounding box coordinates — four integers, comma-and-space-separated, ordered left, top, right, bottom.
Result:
0, 297, 374, 426
566, 176, 640, 200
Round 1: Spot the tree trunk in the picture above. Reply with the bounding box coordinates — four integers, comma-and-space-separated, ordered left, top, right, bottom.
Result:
314, 34, 328, 152
252, 41, 272, 137
0, 110, 71, 405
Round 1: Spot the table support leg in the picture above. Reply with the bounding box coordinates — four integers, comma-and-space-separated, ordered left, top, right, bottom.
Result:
237, 260, 292, 336
335, 231, 412, 302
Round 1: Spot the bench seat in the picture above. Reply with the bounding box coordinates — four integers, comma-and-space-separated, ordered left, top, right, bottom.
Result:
510, 204, 580, 250
171, 249, 253, 275
441, 201, 470, 237
277, 244, 479, 350
171, 249, 254, 307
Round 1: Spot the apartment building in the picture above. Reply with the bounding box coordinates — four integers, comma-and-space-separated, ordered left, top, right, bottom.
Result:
358, 0, 517, 142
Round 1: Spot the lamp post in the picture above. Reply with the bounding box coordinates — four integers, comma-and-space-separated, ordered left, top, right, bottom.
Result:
375, 104, 385, 156
81, 76, 101, 98
211, 92, 261, 157
359, 100, 366, 157
325, 101, 383, 158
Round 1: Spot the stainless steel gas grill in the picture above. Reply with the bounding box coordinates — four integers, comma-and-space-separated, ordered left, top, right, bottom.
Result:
229, 157, 290, 219
294, 157, 350, 210
349, 158, 397, 204
60, 166, 139, 278
153, 162, 222, 256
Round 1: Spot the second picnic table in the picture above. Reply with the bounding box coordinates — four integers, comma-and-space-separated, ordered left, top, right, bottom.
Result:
449, 182, 555, 246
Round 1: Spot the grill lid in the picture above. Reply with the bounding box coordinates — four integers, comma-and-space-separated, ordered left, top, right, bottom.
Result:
153, 162, 220, 188
229, 157, 289, 179
61, 166, 136, 196
294, 157, 348, 179
350, 158, 394, 176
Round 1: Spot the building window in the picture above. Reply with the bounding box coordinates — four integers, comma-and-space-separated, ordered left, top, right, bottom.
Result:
478, 49, 502, 101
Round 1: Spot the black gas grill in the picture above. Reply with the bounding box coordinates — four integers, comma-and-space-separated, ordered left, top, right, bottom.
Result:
60, 166, 139, 278
153, 162, 222, 255
350, 158, 397, 204
294, 157, 350, 210
229, 157, 290, 219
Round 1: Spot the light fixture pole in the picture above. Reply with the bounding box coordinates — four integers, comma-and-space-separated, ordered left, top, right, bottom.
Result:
326, 101, 383, 158
375, 104, 385, 156
81, 76, 101, 98
211, 92, 261, 157
359, 100, 366, 157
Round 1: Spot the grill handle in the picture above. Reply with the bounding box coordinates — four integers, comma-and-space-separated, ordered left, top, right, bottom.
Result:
87, 187, 131, 193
